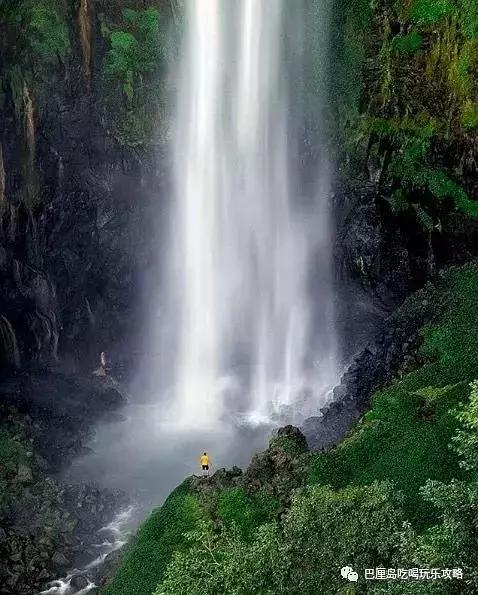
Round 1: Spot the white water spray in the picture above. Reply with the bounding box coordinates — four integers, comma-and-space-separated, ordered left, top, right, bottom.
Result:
161, 0, 336, 427
38, 506, 134, 595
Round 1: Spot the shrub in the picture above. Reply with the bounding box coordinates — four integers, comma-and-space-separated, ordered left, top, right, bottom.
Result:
103, 7, 160, 102
308, 266, 478, 526
0, 431, 27, 477
27, 2, 69, 58
459, 0, 478, 39
408, 0, 455, 26
154, 520, 288, 595
101, 7, 164, 146
462, 102, 478, 128
153, 482, 407, 595
217, 488, 277, 539
367, 117, 478, 219
391, 31, 423, 55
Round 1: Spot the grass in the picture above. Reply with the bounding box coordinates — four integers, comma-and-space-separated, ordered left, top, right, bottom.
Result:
308, 264, 478, 527
105, 264, 478, 591
101, 480, 202, 595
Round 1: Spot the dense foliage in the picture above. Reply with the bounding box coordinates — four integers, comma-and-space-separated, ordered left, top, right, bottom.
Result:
337, 0, 478, 225
100, 5, 173, 147
102, 481, 201, 595
309, 265, 478, 525
154, 482, 406, 595
104, 264, 478, 594
0, 0, 70, 101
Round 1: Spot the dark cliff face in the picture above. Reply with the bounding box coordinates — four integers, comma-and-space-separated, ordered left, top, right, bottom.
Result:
302, 0, 478, 451
0, 0, 170, 374
1, 0, 476, 389
332, 0, 478, 360
335, 174, 478, 359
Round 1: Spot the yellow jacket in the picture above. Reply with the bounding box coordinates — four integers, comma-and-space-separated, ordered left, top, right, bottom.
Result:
200, 454, 209, 466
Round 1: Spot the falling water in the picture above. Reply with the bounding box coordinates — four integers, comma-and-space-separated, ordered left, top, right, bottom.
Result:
161, 0, 336, 428
0, 142, 5, 205
78, 0, 92, 89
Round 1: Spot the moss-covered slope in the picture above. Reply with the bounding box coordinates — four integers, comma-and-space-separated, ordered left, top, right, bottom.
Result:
104, 264, 478, 594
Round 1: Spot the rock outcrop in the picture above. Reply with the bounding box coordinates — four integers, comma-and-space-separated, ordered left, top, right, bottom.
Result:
193, 426, 308, 509
0, 370, 129, 594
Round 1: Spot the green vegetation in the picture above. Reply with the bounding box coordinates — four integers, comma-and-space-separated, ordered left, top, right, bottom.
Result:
391, 31, 423, 55
0, 1, 177, 156
1, 0, 70, 78
389, 133, 478, 219
107, 265, 478, 594
154, 520, 288, 595
0, 430, 28, 477
101, 6, 169, 147
103, 8, 160, 103
459, 0, 478, 39
217, 488, 278, 539
0, 430, 30, 520
332, 0, 374, 157
102, 481, 202, 595
462, 101, 478, 128
154, 482, 406, 595
269, 432, 307, 458
25, 1, 70, 58
2, 0, 70, 61
381, 382, 478, 593
0, 0, 70, 114
309, 265, 478, 525
452, 381, 478, 470
362, 115, 478, 223
408, 0, 455, 26
338, 0, 478, 221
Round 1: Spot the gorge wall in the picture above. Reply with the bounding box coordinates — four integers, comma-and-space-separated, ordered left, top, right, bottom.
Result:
2, 2, 478, 594
0, 0, 175, 376
1, 0, 477, 381
334, 0, 478, 357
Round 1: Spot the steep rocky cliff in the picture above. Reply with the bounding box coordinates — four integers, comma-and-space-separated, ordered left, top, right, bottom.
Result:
3, 1, 476, 382
334, 0, 478, 357
0, 0, 175, 374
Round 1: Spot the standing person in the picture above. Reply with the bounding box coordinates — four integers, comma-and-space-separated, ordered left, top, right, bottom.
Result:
200, 452, 210, 478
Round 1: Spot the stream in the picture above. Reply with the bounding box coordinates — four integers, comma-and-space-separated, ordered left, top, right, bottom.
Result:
38, 401, 271, 594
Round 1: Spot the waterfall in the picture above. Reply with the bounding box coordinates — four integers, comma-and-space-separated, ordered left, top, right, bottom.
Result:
22, 81, 36, 204
0, 315, 21, 369
0, 142, 5, 206
78, 0, 92, 89
23, 82, 35, 162
160, 0, 336, 427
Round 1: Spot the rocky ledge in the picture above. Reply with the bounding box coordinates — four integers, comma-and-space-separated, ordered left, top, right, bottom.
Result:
302, 273, 450, 451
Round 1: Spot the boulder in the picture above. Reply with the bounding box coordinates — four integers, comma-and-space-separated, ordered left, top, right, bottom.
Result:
51, 551, 70, 567
70, 574, 89, 589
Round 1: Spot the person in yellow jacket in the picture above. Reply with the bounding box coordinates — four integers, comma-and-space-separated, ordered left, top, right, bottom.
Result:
200, 452, 210, 477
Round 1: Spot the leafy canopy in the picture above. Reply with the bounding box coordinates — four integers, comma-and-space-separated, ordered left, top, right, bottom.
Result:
154, 482, 406, 595
103, 7, 160, 102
